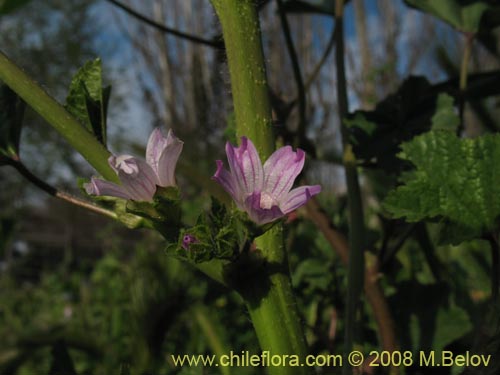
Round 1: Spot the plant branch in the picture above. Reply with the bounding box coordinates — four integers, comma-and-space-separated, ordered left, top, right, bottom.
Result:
0, 50, 118, 183
106, 0, 224, 49
276, 0, 307, 144
334, 0, 367, 371
7, 159, 117, 220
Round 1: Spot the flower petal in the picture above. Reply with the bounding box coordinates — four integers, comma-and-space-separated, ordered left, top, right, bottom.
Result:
84, 177, 131, 200
263, 146, 305, 199
146, 127, 169, 175
212, 160, 242, 206
280, 185, 321, 214
111, 156, 158, 201
244, 192, 284, 225
226, 137, 264, 196
156, 130, 183, 186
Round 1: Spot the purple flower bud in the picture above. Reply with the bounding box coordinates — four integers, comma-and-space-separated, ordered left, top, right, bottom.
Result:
85, 128, 183, 202
182, 234, 198, 250
213, 137, 321, 225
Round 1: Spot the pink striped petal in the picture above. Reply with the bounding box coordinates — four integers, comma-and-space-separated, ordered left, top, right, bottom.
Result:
146, 127, 169, 175
226, 137, 264, 197
110, 156, 158, 201
280, 185, 321, 214
263, 146, 305, 199
244, 192, 284, 225
84, 177, 131, 200
156, 129, 183, 186
213, 160, 241, 206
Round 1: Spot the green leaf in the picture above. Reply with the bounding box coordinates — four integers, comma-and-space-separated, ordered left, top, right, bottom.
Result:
404, 0, 490, 33
65, 59, 109, 145
384, 131, 500, 241
0, 0, 31, 15
0, 84, 25, 162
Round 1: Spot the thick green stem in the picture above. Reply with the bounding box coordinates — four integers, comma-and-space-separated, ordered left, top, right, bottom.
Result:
334, 1, 366, 373
0, 50, 118, 182
211, 1, 309, 373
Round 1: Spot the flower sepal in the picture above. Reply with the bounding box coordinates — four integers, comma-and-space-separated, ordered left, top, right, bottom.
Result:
79, 177, 147, 229
125, 186, 181, 240
166, 198, 283, 264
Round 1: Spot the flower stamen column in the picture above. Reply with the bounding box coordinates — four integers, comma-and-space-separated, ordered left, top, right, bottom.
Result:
210, 1, 310, 374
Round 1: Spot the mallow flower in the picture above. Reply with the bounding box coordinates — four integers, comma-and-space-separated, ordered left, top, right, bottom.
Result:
213, 136, 321, 225
85, 127, 183, 202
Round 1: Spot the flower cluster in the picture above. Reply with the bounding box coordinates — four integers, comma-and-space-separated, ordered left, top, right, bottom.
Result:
86, 129, 320, 225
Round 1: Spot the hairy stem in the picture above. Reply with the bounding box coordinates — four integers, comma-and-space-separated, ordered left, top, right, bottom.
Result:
334, 1, 367, 372
210, 1, 309, 373
0, 50, 117, 182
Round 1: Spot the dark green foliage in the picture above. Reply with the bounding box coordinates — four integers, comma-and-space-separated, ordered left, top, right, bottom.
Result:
0, 0, 31, 15
48, 341, 77, 375
389, 281, 472, 352
347, 76, 440, 173
65, 59, 110, 146
404, 0, 499, 33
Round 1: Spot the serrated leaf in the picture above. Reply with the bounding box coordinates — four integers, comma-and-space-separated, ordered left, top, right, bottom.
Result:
0, 84, 25, 161
384, 131, 500, 241
404, 0, 491, 33
0, 0, 31, 15
65, 59, 109, 145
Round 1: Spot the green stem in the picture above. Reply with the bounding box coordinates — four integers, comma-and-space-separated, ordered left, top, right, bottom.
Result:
0, 50, 118, 183
210, 1, 309, 373
334, 1, 366, 373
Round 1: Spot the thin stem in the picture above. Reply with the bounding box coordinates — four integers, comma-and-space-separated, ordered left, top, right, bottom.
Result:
106, 0, 224, 49
0, 50, 118, 183
334, 0, 367, 372
458, 32, 474, 133
304, 23, 336, 94
7, 159, 117, 220
276, 0, 307, 144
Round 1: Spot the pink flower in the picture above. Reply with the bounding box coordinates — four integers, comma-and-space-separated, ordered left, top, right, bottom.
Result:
85, 128, 183, 201
213, 137, 321, 225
